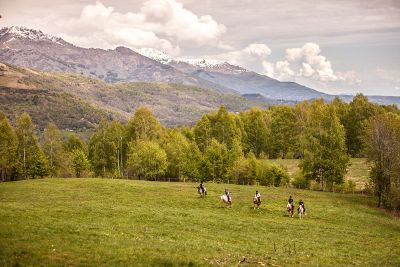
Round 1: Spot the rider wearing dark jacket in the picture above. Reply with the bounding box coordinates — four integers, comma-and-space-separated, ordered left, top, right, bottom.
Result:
288, 196, 294, 207
199, 181, 205, 193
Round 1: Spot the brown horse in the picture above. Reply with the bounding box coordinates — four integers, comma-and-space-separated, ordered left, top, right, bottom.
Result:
287, 203, 294, 217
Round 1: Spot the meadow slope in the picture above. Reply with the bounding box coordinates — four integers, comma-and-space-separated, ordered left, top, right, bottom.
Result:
0, 179, 399, 266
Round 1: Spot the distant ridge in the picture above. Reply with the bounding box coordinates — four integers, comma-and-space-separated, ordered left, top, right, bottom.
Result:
0, 26, 399, 106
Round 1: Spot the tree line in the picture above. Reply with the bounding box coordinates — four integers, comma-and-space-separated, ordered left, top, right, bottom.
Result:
1, 94, 399, 210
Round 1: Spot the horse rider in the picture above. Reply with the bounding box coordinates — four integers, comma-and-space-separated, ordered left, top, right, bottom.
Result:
224, 189, 231, 205
288, 195, 294, 209
298, 199, 305, 213
255, 190, 261, 205
199, 181, 205, 194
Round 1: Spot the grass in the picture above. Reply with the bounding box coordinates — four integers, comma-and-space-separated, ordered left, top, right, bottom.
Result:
0, 179, 399, 266
269, 158, 370, 190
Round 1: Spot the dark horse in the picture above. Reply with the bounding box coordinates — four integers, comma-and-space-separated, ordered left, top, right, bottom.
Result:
287, 203, 294, 217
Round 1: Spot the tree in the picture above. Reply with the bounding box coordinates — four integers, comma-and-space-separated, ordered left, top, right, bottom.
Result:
0, 114, 17, 181
164, 130, 190, 179
365, 113, 400, 209
209, 106, 242, 149
194, 115, 212, 152
27, 146, 49, 179
343, 94, 378, 156
71, 149, 90, 178
269, 106, 298, 158
181, 142, 203, 181
300, 100, 349, 191
230, 157, 251, 185
15, 113, 48, 179
240, 108, 270, 157
43, 123, 65, 176
127, 140, 167, 180
126, 106, 163, 142
88, 120, 126, 177
201, 139, 229, 182
65, 133, 86, 152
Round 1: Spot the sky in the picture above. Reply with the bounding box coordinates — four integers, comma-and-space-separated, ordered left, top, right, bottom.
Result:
1, 0, 400, 96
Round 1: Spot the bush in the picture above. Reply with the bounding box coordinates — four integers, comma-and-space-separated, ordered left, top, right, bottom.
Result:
291, 171, 310, 189
268, 164, 289, 187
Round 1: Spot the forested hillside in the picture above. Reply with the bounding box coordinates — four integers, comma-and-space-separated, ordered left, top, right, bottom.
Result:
0, 63, 271, 129
1, 93, 399, 210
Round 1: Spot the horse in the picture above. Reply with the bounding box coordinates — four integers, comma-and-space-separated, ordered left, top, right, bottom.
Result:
298, 205, 304, 219
221, 195, 232, 208
287, 203, 294, 217
197, 186, 207, 198
253, 197, 261, 209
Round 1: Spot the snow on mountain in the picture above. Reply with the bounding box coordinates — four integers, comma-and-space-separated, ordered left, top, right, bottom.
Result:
0, 26, 66, 45
134, 48, 174, 64
134, 47, 247, 73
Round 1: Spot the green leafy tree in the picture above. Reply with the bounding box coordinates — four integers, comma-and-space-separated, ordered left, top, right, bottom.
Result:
270, 106, 298, 158
300, 100, 349, 191
0, 114, 18, 181
194, 115, 212, 152
71, 149, 90, 178
209, 106, 242, 149
88, 120, 126, 177
27, 146, 49, 178
201, 139, 229, 182
164, 130, 190, 179
126, 106, 163, 142
365, 113, 400, 209
127, 140, 167, 180
343, 94, 378, 156
230, 157, 251, 185
240, 108, 270, 157
181, 142, 203, 181
65, 133, 86, 153
43, 123, 65, 176
15, 113, 48, 179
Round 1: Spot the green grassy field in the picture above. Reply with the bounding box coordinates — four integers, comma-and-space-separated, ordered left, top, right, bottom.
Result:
1, 179, 399, 266
269, 158, 370, 190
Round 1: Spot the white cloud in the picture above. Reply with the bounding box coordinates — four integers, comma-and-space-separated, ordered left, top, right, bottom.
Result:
55, 0, 226, 54
213, 43, 272, 70
285, 43, 338, 81
260, 42, 359, 84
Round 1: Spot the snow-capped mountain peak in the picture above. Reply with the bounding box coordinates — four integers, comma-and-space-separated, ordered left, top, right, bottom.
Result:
0, 26, 66, 45
134, 47, 247, 73
134, 48, 174, 64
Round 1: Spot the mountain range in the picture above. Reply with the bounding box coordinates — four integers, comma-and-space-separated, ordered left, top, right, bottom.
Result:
0, 25, 399, 129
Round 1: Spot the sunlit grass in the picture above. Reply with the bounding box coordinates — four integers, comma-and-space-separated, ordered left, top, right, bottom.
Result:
0, 178, 398, 266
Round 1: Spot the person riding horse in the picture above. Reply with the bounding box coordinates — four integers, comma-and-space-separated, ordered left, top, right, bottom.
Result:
288, 195, 294, 209
298, 199, 305, 213
255, 190, 261, 205
199, 181, 205, 194
224, 189, 231, 205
